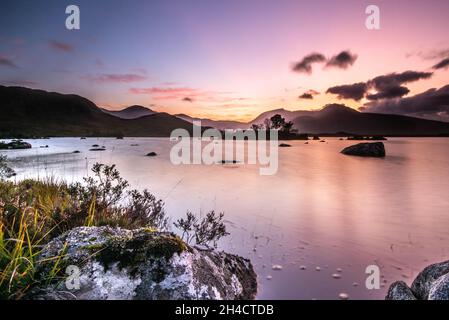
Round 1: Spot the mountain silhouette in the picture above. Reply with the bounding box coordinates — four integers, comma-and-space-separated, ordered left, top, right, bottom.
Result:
0, 86, 198, 137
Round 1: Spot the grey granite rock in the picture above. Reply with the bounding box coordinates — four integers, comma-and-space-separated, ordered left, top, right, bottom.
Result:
28, 226, 257, 300
385, 281, 417, 300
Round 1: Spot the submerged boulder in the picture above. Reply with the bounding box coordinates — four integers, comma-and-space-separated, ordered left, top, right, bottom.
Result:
279, 143, 291, 147
146, 152, 157, 157
29, 226, 257, 300
386, 259, 449, 300
341, 142, 385, 157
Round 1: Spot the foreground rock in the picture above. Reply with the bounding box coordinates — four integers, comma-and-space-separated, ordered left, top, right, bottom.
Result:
341, 142, 385, 157
0, 139, 32, 150
386, 260, 449, 300
29, 226, 257, 300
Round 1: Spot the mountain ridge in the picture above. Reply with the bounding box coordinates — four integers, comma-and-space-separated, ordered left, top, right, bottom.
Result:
101, 105, 155, 119
1, 85, 449, 137
0, 86, 197, 137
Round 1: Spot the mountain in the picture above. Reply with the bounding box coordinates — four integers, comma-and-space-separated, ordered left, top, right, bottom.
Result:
249, 108, 313, 125
0, 86, 198, 137
101, 105, 155, 119
292, 104, 449, 135
2, 86, 448, 137
175, 114, 249, 130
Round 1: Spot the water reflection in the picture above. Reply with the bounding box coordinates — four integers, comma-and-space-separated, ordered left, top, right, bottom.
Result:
3, 137, 449, 299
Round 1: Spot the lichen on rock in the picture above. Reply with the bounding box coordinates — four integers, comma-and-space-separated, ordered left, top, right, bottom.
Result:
29, 226, 257, 300
386, 259, 449, 300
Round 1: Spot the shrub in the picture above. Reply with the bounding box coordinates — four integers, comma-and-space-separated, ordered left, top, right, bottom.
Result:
0, 155, 15, 179
174, 210, 229, 248
0, 162, 228, 299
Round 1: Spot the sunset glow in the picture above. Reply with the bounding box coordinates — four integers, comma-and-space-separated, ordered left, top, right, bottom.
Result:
1, 0, 449, 121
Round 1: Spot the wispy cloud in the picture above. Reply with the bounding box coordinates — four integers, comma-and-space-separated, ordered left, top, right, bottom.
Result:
48, 40, 73, 52
433, 58, 449, 70
82, 73, 147, 83
1, 80, 37, 86
129, 86, 229, 102
0, 56, 18, 68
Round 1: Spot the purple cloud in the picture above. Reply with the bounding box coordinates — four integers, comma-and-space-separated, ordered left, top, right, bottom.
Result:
48, 40, 74, 52
0, 56, 18, 68
83, 73, 147, 83
292, 53, 326, 74
325, 50, 357, 69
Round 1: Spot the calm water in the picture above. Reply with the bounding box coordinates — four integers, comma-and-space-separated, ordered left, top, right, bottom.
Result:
3, 137, 449, 300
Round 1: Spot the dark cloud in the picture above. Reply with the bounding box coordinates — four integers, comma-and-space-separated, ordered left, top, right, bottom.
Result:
48, 40, 73, 52
361, 84, 449, 120
326, 82, 367, 101
366, 85, 410, 100
298, 89, 319, 100
0, 56, 18, 68
327, 70, 433, 101
299, 93, 313, 99
433, 58, 449, 70
182, 97, 194, 102
325, 50, 357, 69
369, 71, 433, 91
292, 53, 326, 74
366, 71, 433, 100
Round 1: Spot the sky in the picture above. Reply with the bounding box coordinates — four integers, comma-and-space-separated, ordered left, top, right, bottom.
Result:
1, 0, 449, 122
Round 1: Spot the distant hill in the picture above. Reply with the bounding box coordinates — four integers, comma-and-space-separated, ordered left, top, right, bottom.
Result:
0, 86, 198, 137
249, 108, 313, 125
291, 104, 449, 135
184, 104, 449, 135
175, 114, 249, 130
101, 105, 155, 119
2, 86, 448, 137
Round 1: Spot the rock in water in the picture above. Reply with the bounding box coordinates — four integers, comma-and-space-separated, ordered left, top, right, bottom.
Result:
386, 259, 449, 300
411, 260, 449, 299
385, 281, 417, 300
279, 143, 291, 147
428, 273, 449, 300
146, 152, 157, 157
29, 226, 257, 300
341, 142, 386, 157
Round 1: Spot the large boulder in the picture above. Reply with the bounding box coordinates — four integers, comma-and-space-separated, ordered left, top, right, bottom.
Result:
385, 281, 417, 300
411, 260, 449, 299
386, 259, 449, 300
29, 226, 257, 300
341, 142, 385, 157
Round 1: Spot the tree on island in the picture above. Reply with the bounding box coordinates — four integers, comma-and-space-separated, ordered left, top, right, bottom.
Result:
251, 114, 303, 139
